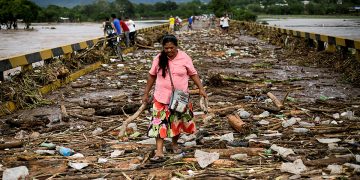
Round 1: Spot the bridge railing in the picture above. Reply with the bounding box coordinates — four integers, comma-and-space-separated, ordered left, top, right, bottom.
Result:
235, 21, 360, 60
0, 23, 169, 81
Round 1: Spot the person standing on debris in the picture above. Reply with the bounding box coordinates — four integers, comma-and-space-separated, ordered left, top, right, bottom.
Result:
103, 17, 113, 36
111, 14, 122, 35
142, 34, 207, 162
222, 14, 230, 33
188, 16, 193, 31
119, 17, 130, 47
169, 15, 175, 32
175, 16, 182, 31
125, 17, 136, 46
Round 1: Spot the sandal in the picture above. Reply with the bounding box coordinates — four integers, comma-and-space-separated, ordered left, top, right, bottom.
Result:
150, 155, 167, 163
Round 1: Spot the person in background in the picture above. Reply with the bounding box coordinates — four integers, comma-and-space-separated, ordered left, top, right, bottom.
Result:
175, 16, 182, 31
169, 15, 175, 32
222, 14, 230, 33
119, 17, 130, 47
103, 17, 113, 36
125, 17, 136, 46
111, 14, 121, 35
219, 15, 224, 32
188, 16, 193, 31
142, 35, 207, 162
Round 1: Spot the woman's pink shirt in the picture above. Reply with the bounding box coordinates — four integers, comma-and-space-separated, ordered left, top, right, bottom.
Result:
149, 50, 197, 104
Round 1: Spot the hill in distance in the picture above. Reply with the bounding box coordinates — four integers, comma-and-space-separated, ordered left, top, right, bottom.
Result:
30, 0, 210, 8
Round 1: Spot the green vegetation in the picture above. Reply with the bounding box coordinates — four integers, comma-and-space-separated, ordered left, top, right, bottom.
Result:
1, 0, 358, 29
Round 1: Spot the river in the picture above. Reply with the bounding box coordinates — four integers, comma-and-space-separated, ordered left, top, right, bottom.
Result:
1, 18, 360, 59
259, 18, 360, 40
0, 20, 166, 59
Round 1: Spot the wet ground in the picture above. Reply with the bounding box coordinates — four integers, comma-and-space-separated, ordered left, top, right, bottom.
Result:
0, 21, 360, 179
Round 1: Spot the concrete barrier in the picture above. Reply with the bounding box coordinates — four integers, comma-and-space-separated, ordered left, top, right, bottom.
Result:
234, 21, 360, 60
0, 23, 169, 81
0, 23, 168, 116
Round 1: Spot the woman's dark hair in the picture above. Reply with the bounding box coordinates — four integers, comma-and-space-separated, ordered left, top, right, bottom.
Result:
159, 34, 178, 78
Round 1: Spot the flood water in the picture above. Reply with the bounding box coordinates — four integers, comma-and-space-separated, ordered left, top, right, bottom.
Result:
0, 20, 166, 59
1, 18, 360, 59
260, 18, 360, 40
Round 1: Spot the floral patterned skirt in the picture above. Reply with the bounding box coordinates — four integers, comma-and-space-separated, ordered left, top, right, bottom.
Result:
147, 99, 196, 138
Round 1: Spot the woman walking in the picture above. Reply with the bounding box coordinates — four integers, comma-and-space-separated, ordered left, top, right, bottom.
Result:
142, 34, 207, 161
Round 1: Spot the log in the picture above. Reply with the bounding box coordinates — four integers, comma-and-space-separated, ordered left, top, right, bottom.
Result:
267, 92, 283, 109
256, 104, 280, 113
60, 104, 69, 122
201, 147, 264, 157
0, 141, 23, 150
182, 158, 237, 167
95, 104, 141, 116
304, 156, 354, 167
188, 86, 207, 95
227, 114, 245, 132
118, 103, 147, 137
71, 82, 91, 88
208, 105, 243, 117
69, 113, 96, 122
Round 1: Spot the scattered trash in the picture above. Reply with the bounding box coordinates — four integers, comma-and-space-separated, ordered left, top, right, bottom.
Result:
327, 164, 343, 174
2, 166, 29, 180
230, 153, 248, 161
270, 144, 295, 158
57, 146, 74, 157
259, 111, 270, 118
92, 127, 103, 135
40, 142, 56, 149
111, 150, 125, 158
316, 138, 341, 144
219, 133, 234, 142
293, 128, 309, 133
98, 158, 108, 163
68, 162, 89, 170
282, 117, 300, 128
70, 153, 85, 159
194, 150, 220, 168
280, 159, 307, 174
238, 110, 251, 119
35, 150, 56, 155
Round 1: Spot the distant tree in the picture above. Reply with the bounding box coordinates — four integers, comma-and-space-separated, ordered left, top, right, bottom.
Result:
208, 0, 231, 17
233, 9, 257, 21
112, 0, 135, 18
0, 0, 40, 29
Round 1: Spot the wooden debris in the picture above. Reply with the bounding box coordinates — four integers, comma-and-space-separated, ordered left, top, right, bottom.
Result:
227, 114, 245, 132
0, 141, 23, 150
267, 92, 283, 109
202, 147, 264, 157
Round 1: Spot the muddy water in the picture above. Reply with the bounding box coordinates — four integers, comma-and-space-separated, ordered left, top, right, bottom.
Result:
260, 18, 360, 40
0, 20, 166, 59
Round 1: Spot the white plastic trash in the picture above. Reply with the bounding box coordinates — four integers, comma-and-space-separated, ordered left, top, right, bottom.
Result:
194, 150, 219, 168
110, 150, 125, 158
68, 162, 89, 170
2, 166, 29, 180
280, 159, 307, 174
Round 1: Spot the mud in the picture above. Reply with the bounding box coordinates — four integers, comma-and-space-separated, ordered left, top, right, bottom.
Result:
0, 21, 360, 179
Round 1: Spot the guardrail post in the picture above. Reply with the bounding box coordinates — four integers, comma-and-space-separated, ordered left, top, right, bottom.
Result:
340, 46, 348, 59
356, 50, 360, 61
316, 41, 325, 51
0, 71, 4, 81
306, 39, 315, 48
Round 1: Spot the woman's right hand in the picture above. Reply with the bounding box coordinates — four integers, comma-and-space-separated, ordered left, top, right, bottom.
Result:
142, 93, 149, 104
